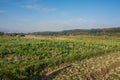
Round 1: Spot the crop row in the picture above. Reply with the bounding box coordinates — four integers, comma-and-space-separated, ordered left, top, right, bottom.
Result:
0, 36, 120, 79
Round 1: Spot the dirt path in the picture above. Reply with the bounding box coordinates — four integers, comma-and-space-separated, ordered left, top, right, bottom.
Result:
42, 51, 120, 80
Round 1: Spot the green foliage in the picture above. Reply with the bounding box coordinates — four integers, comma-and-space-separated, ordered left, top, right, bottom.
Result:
30, 27, 120, 36
0, 36, 120, 79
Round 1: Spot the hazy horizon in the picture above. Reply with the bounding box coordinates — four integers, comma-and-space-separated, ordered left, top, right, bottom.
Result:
0, 0, 120, 32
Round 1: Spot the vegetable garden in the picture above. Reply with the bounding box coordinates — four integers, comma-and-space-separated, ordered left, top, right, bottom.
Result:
0, 36, 120, 79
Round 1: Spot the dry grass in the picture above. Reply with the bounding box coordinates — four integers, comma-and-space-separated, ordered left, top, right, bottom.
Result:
24, 35, 120, 41
42, 51, 120, 80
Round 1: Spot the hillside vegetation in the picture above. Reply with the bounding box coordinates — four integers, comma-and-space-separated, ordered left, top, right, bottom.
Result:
30, 27, 120, 36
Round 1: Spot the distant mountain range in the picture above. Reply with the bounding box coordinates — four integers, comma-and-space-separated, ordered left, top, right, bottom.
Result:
1, 27, 120, 36
29, 27, 120, 36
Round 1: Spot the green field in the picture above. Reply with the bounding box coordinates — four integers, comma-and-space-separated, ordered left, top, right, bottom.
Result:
0, 36, 120, 80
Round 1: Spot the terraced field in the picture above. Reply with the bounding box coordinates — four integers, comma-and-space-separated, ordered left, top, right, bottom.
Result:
44, 51, 120, 80
0, 36, 120, 80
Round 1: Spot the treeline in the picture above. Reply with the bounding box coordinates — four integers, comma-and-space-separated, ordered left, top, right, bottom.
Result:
0, 32, 25, 37
1, 27, 120, 36
29, 27, 120, 36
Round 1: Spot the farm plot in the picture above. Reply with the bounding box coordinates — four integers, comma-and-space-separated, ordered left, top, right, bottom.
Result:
0, 36, 120, 79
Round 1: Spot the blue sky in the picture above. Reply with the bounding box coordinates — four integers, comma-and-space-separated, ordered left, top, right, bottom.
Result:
0, 0, 120, 32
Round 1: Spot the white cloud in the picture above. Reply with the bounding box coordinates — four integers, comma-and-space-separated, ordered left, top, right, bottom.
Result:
20, 4, 56, 12
31, 18, 99, 31
35, 18, 119, 31
0, 10, 6, 14
41, 7, 56, 12
2, 18, 118, 32
21, 5, 38, 9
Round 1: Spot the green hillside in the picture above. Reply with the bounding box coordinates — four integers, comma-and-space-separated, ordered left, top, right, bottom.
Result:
30, 27, 120, 36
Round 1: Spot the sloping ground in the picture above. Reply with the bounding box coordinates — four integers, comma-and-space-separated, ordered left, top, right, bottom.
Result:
43, 51, 120, 80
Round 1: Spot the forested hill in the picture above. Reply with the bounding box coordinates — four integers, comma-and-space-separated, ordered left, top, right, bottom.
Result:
30, 27, 120, 36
